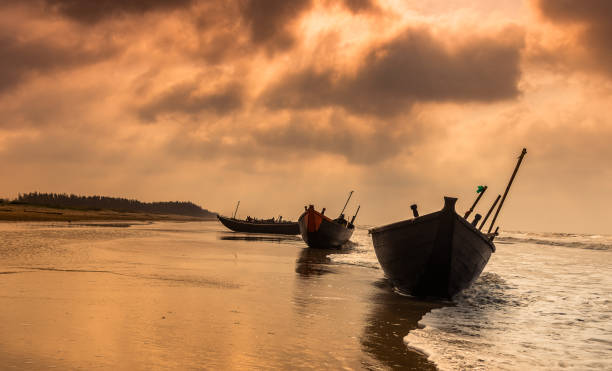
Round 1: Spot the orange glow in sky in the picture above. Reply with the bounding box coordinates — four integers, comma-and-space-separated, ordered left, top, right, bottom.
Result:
1, 0, 611, 233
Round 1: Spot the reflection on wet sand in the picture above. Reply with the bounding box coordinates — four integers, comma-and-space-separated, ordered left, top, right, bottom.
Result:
295, 247, 353, 277
218, 233, 302, 243
69, 222, 135, 228
361, 280, 447, 370
3, 222, 456, 369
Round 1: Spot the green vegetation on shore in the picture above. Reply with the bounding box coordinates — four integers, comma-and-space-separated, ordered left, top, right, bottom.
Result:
0, 192, 217, 222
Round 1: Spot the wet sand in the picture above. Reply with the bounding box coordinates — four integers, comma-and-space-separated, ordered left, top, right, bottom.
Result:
0, 203, 215, 222
0, 221, 439, 370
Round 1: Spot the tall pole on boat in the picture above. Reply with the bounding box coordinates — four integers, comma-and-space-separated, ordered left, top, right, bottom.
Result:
350, 205, 360, 225
464, 185, 487, 219
232, 200, 240, 219
479, 194, 501, 231
339, 190, 354, 217
488, 148, 527, 233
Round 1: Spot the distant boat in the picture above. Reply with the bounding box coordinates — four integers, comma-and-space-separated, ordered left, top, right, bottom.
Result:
370, 148, 527, 298
298, 191, 360, 249
298, 205, 354, 248
218, 200, 299, 235
217, 215, 300, 235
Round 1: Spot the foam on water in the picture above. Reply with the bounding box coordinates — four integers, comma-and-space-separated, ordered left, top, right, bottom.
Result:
2, 222, 610, 369
330, 228, 612, 370
328, 227, 381, 269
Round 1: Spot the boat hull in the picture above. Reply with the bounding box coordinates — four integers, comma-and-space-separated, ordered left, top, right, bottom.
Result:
369, 197, 495, 298
217, 215, 300, 235
298, 206, 354, 248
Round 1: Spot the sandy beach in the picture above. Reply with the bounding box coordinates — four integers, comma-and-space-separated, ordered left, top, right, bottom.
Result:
0, 221, 437, 370
2, 220, 611, 370
3, 1, 611, 369
0, 203, 215, 222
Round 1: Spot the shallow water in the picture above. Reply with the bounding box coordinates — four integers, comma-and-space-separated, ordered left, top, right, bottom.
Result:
1, 222, 610, 370
331, 229, 612, 370
0, 221, 431, 370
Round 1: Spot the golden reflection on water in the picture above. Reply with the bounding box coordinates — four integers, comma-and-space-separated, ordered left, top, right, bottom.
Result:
0, 222, 436, 369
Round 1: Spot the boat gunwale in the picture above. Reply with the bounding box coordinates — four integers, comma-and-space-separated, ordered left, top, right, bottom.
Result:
369, 210, 495, 252
454, 214, 496, 252
368, 211, 441, 235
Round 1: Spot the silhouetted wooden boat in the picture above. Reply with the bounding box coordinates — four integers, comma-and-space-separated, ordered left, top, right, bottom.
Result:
217, 215, 300, 235
298, 205, 355, 248
370, 197, 495, 298
370, 148, 527, 298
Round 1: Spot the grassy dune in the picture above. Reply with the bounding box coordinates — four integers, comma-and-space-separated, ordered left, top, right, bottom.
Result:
0, 203, 217, 222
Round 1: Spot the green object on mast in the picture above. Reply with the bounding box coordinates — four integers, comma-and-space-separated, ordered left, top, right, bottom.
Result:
464, 185, 487, 219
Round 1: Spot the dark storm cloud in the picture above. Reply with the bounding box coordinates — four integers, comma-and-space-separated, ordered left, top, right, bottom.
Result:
41, 0, 195, 23
0, 30, 116, 93
239, 0, 313, 53
262, 27, 523, 117
341, 0, 378, 14
238, 0, 378, 53
536, 0, 612, 74
536, 0, 611, 23
138, 81, 244, 121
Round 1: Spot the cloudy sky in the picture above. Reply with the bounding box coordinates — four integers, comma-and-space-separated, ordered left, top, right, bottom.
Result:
1, 0, 611, 234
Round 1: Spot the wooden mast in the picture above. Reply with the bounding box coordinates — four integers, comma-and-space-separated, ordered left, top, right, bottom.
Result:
350, 205, 360, 225
339, 190, 354, 217
232, 200, 240, 219
488, 148, 527, 233
464, 185, 487, 219
479, 194, 501, 231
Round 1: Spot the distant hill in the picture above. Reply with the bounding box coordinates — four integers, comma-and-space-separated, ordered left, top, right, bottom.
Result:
14, 192, 217, 218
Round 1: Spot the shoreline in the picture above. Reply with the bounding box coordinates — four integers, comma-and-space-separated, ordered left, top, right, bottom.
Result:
0, 221, 437, 369
0, 203, 216, 222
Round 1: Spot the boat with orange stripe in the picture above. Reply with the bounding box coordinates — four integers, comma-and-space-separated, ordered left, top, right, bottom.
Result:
298, 191, 360, 249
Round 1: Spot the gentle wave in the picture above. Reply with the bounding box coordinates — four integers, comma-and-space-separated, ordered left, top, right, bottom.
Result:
328, 228, 612, 370
498, 231, 612, 251
402, 241, 612, 371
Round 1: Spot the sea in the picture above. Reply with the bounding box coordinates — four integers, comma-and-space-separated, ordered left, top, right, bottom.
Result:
0, 221, 610, 370
333, 228, 612, 370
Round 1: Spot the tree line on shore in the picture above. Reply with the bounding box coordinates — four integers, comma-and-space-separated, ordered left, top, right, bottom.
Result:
9, 192, 216, 217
